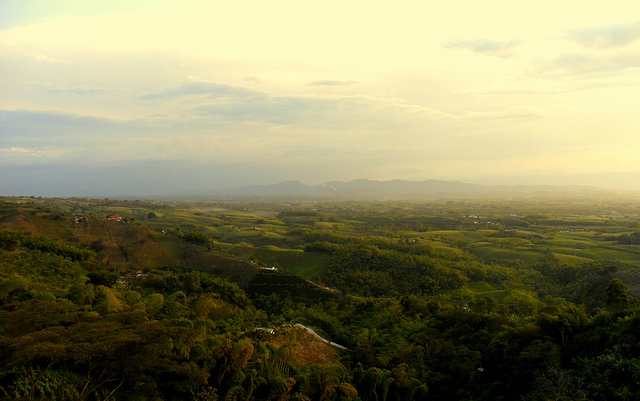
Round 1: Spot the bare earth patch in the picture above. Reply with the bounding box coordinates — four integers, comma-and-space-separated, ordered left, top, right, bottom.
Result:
268, 327, 340, 365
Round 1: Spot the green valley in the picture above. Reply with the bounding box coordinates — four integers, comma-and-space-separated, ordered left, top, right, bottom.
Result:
2, 192, 640, 400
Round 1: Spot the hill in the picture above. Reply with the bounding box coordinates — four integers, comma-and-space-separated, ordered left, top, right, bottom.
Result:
0, 199, 257, 288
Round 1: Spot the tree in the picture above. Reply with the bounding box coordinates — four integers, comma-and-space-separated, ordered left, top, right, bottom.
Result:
307, 364, 357, 401
605, 278, 636, 312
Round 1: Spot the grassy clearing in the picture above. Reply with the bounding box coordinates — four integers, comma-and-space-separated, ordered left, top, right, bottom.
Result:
548, 237, 598, 248
465, 281, 509, 301
428, 230, 468, 240
465, 281, 500, 293
217, 243, 331, 279
218, 243, 256, 259
471, 245, 545, 265
315, 222, 342, 230
550, 246, 640, 264
486, 237, 536, 249
447, 281, 508, 301
427, 241, 468, 257
253, 248, 330, 279
554, 253, 593, 266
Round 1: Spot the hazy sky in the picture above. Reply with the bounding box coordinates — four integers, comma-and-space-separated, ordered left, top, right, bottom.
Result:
2, 1, 640, 196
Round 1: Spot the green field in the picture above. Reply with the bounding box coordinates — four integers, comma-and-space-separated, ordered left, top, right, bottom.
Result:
254, 247, 330, 278
470, 245, 545, 265
219, 243, 331, 279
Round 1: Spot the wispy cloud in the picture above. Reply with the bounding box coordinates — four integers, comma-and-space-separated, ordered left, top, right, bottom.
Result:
461, 107, 541, 122
30, 53, 70, 64
140, 81, 450, 129
45, 85, 106, 95
308, 80, 358, 86
139, 80, 259, 101
533, 52, 640, 79
461, 80, 636, 96
568, 21, 640, 49
3, 86, 544, 177
443, 39, 520, 58
0, 109, 126, 140
1, 146, 74, 159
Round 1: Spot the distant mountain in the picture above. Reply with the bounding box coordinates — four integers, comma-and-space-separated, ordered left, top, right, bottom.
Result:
213, 178, 492, 198
319, 179, 484, 196
210, 178, 612, 199
217, 180, 313, 196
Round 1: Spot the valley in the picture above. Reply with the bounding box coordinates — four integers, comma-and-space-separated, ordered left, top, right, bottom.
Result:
2, 192, 640, 400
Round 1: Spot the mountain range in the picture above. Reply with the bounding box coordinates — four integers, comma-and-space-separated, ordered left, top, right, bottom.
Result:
210, 179, 608, 198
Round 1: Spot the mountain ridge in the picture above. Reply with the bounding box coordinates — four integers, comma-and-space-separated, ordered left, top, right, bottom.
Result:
211, 178, 608, 198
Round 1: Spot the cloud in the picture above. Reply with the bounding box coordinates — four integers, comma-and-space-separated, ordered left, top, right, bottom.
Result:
140, 81, 450, 129
533, 52, 640, 79
243, 76, 264, 84
4, 74, 630, 196
390, 168, 421, 176
30, 53, 70, 64
138, 80, 259, 101
443, 39, 519, 58
0, 109, 157, 166
45, 85, 106, 95
461, 107, 540, 122
2, 42, 71, 64
308, 80, 358, 86
1, 146, 74, 160
459, 80, 635, 96
0, 109, 127, 140
568, 21, 640, 49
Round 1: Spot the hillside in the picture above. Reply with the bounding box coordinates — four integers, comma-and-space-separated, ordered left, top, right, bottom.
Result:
4, 195, 640, 400
0, 199, 260, 284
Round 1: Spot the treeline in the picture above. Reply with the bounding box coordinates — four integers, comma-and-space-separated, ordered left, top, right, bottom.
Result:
323, 245, 466, 297
0, 230, 92, 262
533, 258, 640, 310
606, 231, 640, 245
301, 233, 525, 298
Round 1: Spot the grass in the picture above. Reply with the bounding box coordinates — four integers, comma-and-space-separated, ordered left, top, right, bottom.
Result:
471, 245, 545, 265
554, 253, 593, 266
548, 237, 598, 248
447, 281, 509, 301
253, 247, 330, 279
218, 243, 331, 279
549, 246, 640, 265
427, 241, 468, 257
465, 281, 500, 293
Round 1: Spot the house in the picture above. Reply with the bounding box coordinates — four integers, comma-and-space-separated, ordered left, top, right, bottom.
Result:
106, 215, 123, 222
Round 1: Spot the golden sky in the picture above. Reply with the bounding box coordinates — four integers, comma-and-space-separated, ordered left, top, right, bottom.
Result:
2, 0, 640, 195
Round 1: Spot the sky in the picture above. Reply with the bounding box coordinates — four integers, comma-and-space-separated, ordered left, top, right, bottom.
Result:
2, 0, 640, 196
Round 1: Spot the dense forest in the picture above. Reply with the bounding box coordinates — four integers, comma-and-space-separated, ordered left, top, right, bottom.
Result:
2, 195, 640, 400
